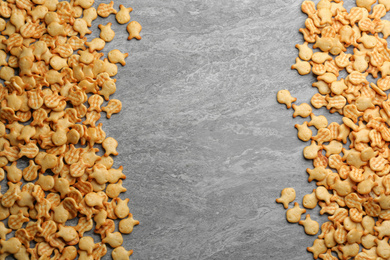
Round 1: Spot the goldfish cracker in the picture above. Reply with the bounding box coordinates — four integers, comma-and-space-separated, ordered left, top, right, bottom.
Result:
295, 121, 312, 142
0, 222, 11, 239
97, 1, 117, 18
102, 137, 119, 156
108, 49, 128, 66
82, 7, 98, 27
112, 247, 133, 260
276, 89, 296, 109
102, 99, 122, 118
79, 237, 98, 255
98, 22, 115, 42
307, 239, 327, 259
127, 21, 142, 40
286, 202, 306, 223
85, 38, 105, 52
119, 213, 139, 234
102, 231, 123, 248
299, 214, 319, 235
291, 57, 311, 75
106, 179, 127, 198
116, 5, 132, 24
0, 237, 21, 254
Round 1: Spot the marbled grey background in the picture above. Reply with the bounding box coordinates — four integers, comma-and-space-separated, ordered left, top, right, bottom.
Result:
93, 0, 350, 259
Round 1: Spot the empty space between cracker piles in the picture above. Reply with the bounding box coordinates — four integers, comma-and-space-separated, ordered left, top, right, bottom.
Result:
109, 0, 298, 259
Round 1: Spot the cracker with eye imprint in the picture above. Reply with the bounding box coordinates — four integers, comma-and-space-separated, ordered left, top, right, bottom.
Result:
277, 89, 297, 109
276, 187, 296, 209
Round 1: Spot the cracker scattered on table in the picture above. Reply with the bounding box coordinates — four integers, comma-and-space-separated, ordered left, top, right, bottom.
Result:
0, 0, 142, 258
276, 0, 390, 259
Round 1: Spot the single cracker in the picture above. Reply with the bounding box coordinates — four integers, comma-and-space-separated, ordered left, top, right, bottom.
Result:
97, 1, 117, 18
127, 21, 142, 40
98, 22, 115, 42
302, 189, 318, 209
276, 89, 297, 109
108, 49, 128, 66
112, 246, 133, 260
116, 5, 132, 24
299, 214, 320, 235
295, 121, 312, 142
276, 187, 296, 209
291, 57, 311, 75
286, 202, 306, 223
292, 103, 312, 118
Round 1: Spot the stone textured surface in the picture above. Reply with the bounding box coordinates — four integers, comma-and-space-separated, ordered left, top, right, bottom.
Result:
98, 0, 346, 259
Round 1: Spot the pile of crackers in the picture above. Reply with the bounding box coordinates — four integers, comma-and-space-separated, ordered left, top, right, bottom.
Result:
276, 0, 390, 259
0, 0, 141, 259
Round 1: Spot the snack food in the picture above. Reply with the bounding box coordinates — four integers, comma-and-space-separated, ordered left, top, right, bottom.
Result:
286, 202, 306, 223
0, 0, 141, 258
99, 22, 115, 42
295, 121, 313, 141
116, 5, 133, 24
299, 214, 320, 235
277, 89, 297, 109
127, 21, 142, 40
276, 0, 390, 258
276, 187, 296, 209
97, 1, 117, 18
112, 246, 133, 260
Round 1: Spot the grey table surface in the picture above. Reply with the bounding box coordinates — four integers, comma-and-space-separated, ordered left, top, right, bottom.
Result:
93, 0, 347, 259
